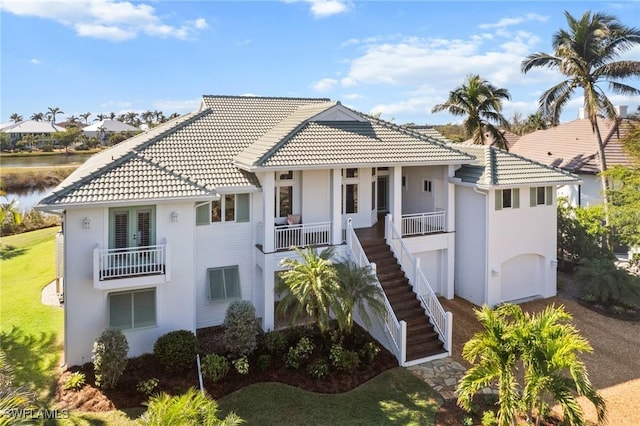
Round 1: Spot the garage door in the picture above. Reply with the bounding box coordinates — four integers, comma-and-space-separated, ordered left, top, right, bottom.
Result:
500, 254, 542, 302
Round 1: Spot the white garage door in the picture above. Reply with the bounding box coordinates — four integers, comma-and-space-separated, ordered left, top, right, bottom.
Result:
500, 254, 542, 302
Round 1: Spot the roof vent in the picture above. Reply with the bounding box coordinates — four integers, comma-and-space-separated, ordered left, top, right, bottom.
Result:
578, 107, 586, 119
615, 105, 628, 118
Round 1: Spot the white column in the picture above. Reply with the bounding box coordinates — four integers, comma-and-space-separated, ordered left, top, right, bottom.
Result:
391, 166, 402, 232
446, 165, 456, 232
262, 257, 276, 331
263, 172, 275, 253
331, 168, 342, 244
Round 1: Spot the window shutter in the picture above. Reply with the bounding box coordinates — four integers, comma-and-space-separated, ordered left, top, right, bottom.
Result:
113, 211, 129, 249
236, 194, 250, 222
513, 188, 520, 209
546, 186, 553, 205
530, 187, 537, 207
495, 189, 502, 210
196, 203, 210, 226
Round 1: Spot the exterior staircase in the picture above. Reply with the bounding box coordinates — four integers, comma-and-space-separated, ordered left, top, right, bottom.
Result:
360, 239, 445, 362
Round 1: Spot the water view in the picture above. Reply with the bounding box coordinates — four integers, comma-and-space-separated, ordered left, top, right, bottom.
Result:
1, 153, 93, 168
4, 187, 54, 213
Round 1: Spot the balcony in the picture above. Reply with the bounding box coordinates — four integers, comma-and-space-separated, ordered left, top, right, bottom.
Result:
274, 221, 332, 251
93, 242, 170, 290
401, 211, 446, 237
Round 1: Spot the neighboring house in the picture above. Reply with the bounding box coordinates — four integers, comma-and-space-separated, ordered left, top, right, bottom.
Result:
510, 107, 636, 207
83, 119, 141, 144
0, 120, 65, 145
36, 95, 578, 368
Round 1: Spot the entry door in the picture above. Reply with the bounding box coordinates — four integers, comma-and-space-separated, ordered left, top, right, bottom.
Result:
110, 207, 154, 249
377, 176, 389, 212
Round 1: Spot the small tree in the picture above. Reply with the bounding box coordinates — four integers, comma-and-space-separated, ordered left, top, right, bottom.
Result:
223, 300, 258, 357
92, 328, 128, 389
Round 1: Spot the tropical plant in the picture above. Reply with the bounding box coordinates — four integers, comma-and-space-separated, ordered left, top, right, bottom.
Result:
62, 371, 86, 391
575, 257, 640, 308
285, 336, 315, 369
136, 378, 159, 396
457, 304, 606, 426
30, 112, 44, 121
277, 247, 340, 333
0, 350, 34, 420
53, 126, 82, 153
431, 74, 511, 149
66, 115, 79, 124
521, 11, 640, 228
153, 330, 198, 373
46, 107, 64, 123
80, 112, 92, 124
232, 356, 249, 375
223, 300, 258, 357
0, 197, 23, 228
139, 388, 243, 426
201, 354, 230, 382
92, 328, 129, 389
95, 113, 106, 121
334, 260, 387, 334
556, 198, 608, 270
9, 113, 22, 123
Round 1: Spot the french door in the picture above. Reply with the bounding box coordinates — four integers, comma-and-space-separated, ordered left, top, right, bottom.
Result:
109, 206, 155, 249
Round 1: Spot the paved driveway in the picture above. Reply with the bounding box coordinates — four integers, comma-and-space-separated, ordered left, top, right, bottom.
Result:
439, 296, 640, 425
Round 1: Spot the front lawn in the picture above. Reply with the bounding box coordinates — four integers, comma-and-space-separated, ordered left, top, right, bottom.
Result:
0, 227, 64, 400
218, 367, 440, 425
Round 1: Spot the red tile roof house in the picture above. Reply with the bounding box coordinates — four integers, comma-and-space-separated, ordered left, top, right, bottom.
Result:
36, 95, 578, 368
510, 106, 636, 208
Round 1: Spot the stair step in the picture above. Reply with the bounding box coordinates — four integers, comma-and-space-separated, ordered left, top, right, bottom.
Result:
406, 341, 445, 361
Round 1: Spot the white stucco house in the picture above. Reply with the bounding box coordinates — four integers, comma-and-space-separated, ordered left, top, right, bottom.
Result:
36, 95, 578, 368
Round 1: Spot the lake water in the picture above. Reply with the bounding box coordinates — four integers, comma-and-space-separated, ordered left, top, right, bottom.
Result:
1, 153, 93, 168
4, 188, 54, 213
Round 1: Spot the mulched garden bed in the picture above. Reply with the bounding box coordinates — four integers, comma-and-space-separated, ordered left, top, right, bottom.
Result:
55, 324, 398, 412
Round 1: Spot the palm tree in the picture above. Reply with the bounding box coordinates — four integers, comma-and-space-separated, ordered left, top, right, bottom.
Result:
108, 112, 116, 120
521, 112, 552, 135
334, 260, 387, 334
94, 113, 106, 121
457, 304, 522, 426
30, 112, 44, 121
521, 11, 640, 227
431, 74, 511, 149
276, 247, 340, 333
9, 113, 23, 123
0, 197, 23, 227
80, 112, 91, 124
46, 107, 64, 124
66, 115, 79, 124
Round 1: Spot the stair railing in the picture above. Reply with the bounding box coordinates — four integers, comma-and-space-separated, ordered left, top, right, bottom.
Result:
346, 219, 406, 365
385, 214, 452, 354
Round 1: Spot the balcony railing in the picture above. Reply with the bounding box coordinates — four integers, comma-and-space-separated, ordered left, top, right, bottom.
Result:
95, 243, 167, 281
401, 210, 445, 236
274, 221, 331, 251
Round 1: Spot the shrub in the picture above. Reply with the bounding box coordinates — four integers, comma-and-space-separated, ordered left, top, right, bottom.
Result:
42, 144, 54, 152
136, 378, 159, 396
285, 337, 314, 369
233, 356, 249, 375
263, 330, 288, 354
92, 328, 128, 389
257, 354, 271, 371
307, 359, 329, 379
153, 330, 198, 373
63, 372, 86, 392
575, 257, 640, 308
201, 354, 230, 382
481, 410, 498, 426
223, 300, 258, 357
359, 341, 380, 365
329, 344, 360, 371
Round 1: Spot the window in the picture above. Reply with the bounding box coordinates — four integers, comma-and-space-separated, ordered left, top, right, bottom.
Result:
371, 181, 376, 211
423, 180, 432, 193
371, 167, 376, 176
109, 206, 155, 249
345, 168, 358, 178
207, 266, 241, 301
402, 176, 406, 188
277, 170, 293, 180
495, 188, 520, 210
343, 184, 358, 214
275, 171, 295, 217
109, 288, 156, 330
530, 186, 553, 207
196, 194, 249, 225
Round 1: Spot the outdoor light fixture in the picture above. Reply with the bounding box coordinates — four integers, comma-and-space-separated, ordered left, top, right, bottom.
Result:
171, 211, 179, 223
82, 217, 91, 230
550, 259, 558, 267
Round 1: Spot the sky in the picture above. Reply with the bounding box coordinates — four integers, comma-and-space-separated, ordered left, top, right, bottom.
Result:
1, 0, 639, 126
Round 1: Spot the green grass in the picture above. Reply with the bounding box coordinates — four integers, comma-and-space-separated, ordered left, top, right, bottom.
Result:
218, 368, 441, 425
0, 227, 64, 400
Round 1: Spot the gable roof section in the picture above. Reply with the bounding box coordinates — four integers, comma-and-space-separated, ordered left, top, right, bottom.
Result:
453, 144, 579, 187
83, 119, 139, 133
404, 126, 451, 143
1, 120, 65, 133
237, 111, 474, 169
510, 118, 636, 174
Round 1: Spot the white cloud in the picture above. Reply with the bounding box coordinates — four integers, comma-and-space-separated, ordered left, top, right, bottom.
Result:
343, 93, 365, 100
0, 0, 208, 42
29, 58, 41, 65
284, 0, 351, 18
312, 78, 338, 92
153, 99, 201, 112
478, 13, 548, 29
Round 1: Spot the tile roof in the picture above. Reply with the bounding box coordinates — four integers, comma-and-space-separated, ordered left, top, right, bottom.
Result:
510, 118, 636, 174
403, 126, 451, 143
453, 144, 579, 187
1, 120, 65, 133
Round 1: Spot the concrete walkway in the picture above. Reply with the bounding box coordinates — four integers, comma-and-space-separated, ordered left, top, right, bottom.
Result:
41, 280, 63, 307
408, 357, 467, 400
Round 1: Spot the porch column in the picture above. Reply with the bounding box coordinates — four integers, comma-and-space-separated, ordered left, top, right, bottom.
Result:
331, 168, 342, 244
390, 166, 402, 231
446, 165, 456, 232
262, 257, 276, 331
263, 172, 275, 252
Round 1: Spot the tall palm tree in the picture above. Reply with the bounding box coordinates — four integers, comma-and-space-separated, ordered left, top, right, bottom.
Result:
66, 115, 79, 124
80, 112, 91, 124
94, 113, 107, 121
30, 112, 44, 121
276, 247, 340, 333
9, 113, 23, 123
431, 74, 511, 150
521, 11, 640, 227
46, 107, 64, 124
108, 112, 116, 120
334, 260, 387, 334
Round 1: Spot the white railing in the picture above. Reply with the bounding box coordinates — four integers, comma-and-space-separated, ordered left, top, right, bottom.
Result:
96, 243, 167, 280
401, 211, 446, 236
346, 219, 406, 365
386, 214, 452, 354
274, 221, 331, 251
